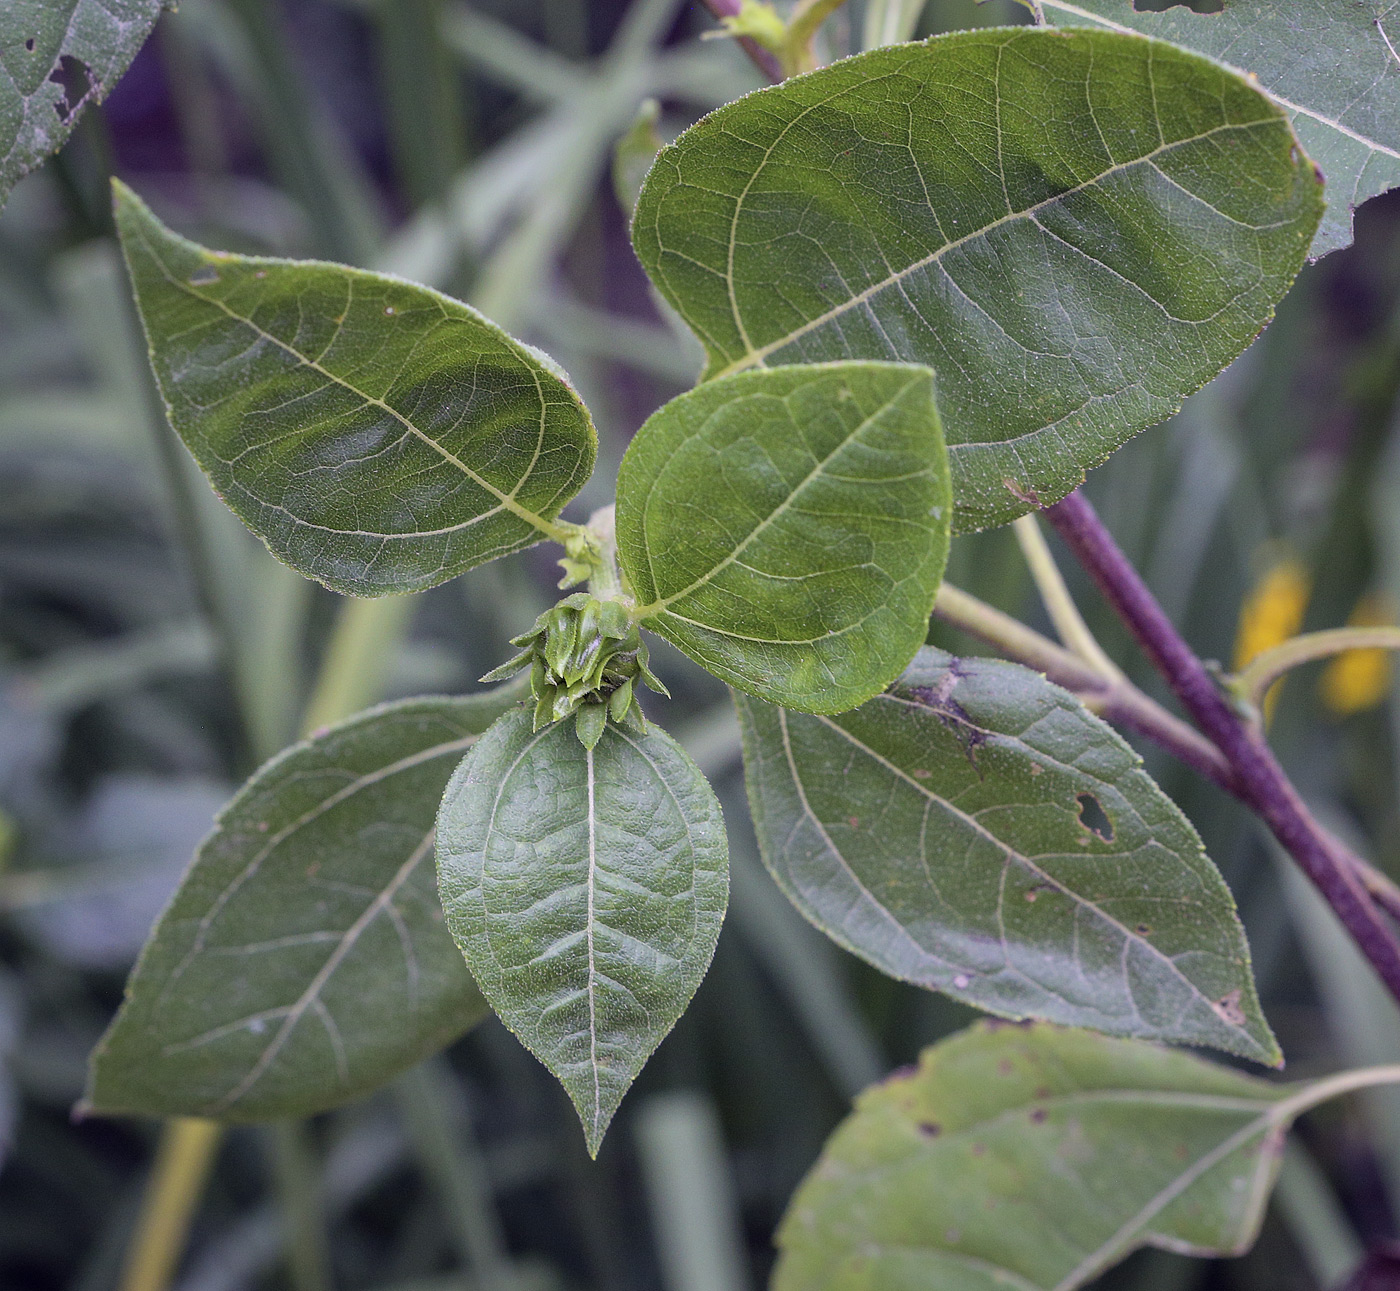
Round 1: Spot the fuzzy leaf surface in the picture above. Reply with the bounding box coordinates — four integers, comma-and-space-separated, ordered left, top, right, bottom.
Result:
1041, 1, 1400, 257
114, 180, 596, 596
774, 1022, 1292, 1291
633, 27, 1322, 531
1, 1, 171, 206
735, 649, 1277, 1063
616, 362, 950, 714
84, 691, 518, 1122
436, 708, 728, 1156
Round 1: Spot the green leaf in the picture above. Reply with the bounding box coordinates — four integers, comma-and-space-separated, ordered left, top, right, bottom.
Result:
774, 1022, 1301, 1291
112, 179, 596, 596
1041, 2, 1400, 257
83, 690, 520, 1122
735, 648, 1278, 1063
1, 1, 172, 206
436, 707, 728, 1156
632, 27, 1323, 532
616, 362, 951, 714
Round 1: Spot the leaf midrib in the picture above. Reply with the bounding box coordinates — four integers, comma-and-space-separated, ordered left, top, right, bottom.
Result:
167, 731, 479, 999
633, 373, 927, 616
1039, 0, 1400, 165
800, 702, 1269, 1059
710, 117, 1276, 378
134, 224, 572, 543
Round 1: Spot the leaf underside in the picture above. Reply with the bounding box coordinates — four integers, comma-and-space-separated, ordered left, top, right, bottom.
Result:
436, 707, 728, 1156
774, 1022, 1289, 1291
113, 180, 596, 597
1041, 1, 1400, 258
1, 1, 171, 207
84, 691, 519, 1122
632, 27, 1323, 531
736, 648, 1278, 1063
616, 362, 951, 714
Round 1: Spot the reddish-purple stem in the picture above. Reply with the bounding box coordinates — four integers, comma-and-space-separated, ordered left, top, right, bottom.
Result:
697, 0, 786, 81
1044, 489, 1400, 1005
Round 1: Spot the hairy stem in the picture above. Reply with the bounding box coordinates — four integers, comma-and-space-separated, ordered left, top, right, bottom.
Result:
698, 0, 785, 80
1043, 490, 1400, 1004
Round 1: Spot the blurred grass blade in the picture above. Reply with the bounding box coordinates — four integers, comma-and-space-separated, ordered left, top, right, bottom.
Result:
635, 1092, 752, 1291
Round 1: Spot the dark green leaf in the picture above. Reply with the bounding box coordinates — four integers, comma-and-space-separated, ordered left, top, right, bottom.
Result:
1041, 1, 1400, 257
83, 690, 520, 1122
1, 1, 172, 206
616, 362, 950, 714
735, 648, 1278, 1063
436, 707, 728, 1155
633, 28, 1322, 531
775, 1022, 1299, 1291
113, 180, 596, 596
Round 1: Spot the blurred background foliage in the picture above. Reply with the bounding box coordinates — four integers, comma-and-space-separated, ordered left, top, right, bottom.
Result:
0, 1, 1398, 1288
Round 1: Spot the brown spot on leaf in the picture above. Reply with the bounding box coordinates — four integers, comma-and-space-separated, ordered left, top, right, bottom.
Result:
1212, 989, 1247, 1027
1030, 1107, 1047, 1124
918, 1121, 941, 1138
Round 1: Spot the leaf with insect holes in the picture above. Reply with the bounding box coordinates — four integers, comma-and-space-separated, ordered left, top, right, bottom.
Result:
773, 1022, 1302, 1291
83, 690, 522, 1122
113, 180, 596, 597
616, 362, 951, 714
1041, 1, 1400, 258
436, 707, 728, 1156
735, 648, 1278, 1063
632, 27, 1322, 532
1, 1, 174, 206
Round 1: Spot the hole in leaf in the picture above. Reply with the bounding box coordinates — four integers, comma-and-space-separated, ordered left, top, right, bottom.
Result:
1076, 792, 1114, 842
1133, 0, 1222, 10
188, 265, 220, 286
25, 37, 36, 52
48, 54, 94, 122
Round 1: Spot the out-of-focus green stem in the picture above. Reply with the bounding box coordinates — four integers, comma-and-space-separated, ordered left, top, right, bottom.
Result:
1236, 626, 1400, 709
266, 1121, 332, 1291
1273, 1141, 1363, 1288
299, 596, 417, 736
785, 0, 850, 73
862, 0, 927, 49
393, 1060, 516, 1291
117, 1120, 223, 1291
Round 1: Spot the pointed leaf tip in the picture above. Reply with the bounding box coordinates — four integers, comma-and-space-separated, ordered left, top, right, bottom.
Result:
436, 709, 728, 1152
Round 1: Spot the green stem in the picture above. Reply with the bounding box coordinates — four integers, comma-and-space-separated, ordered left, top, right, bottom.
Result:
861, 0, 927, 49
117, 1120, 223, 1291
299, 596, 417, 737
1013, 514, 1126, 684
784, 0, 851, 73
265, 1121, 332, 1291
1272, 1063, 1400, 1125
1236, 626, 1400, 709
393, 1061, 516, 1291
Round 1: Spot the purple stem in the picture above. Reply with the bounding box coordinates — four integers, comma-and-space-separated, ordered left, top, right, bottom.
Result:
697, 0, 786, 81
1044, 489, 1400, 1005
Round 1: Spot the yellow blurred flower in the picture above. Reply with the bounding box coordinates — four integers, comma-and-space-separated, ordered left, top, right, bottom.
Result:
1234, 556, 1311, 723
1320, 593, 1396, 717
